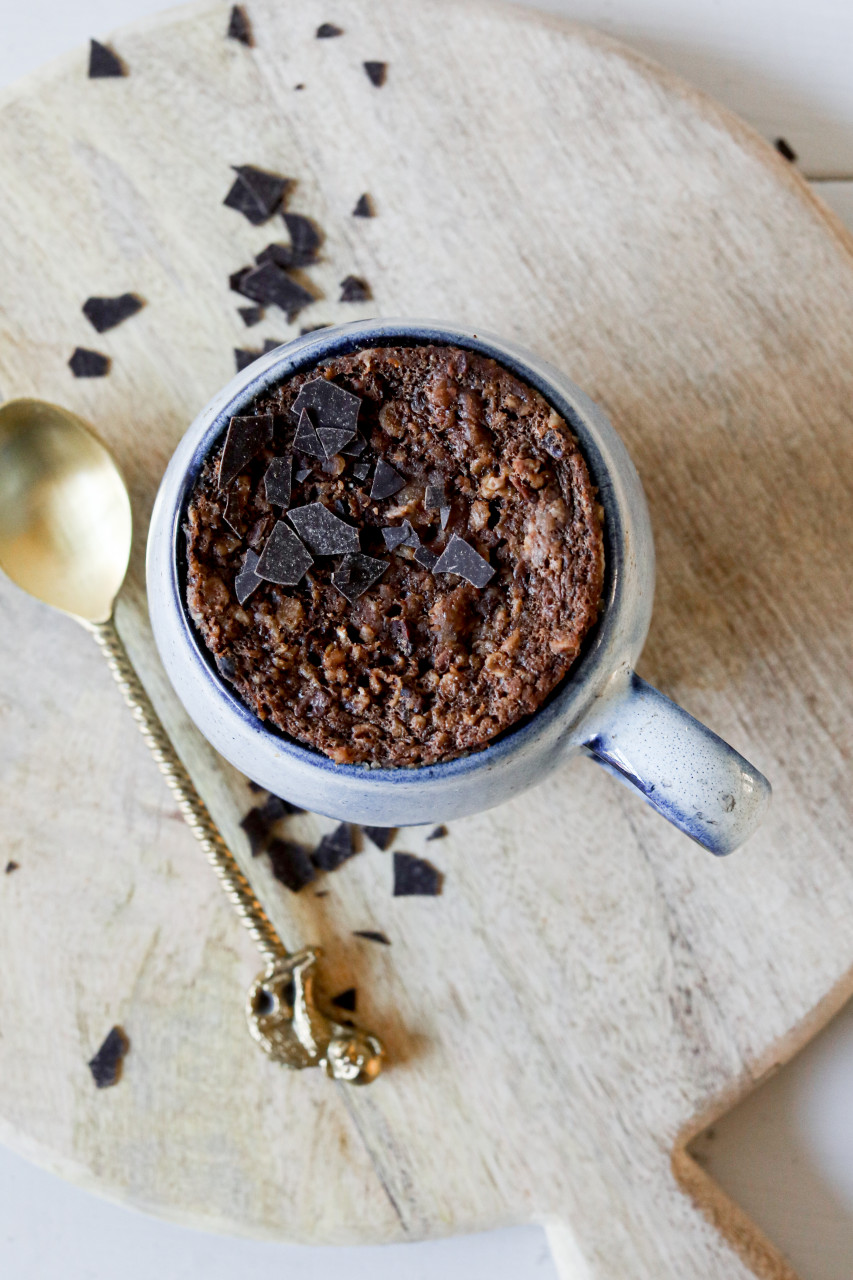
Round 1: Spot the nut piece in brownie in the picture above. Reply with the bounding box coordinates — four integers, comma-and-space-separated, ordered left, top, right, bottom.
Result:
184, 344, 604, 766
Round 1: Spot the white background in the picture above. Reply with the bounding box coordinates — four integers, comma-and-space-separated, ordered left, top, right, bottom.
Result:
2, 3, 853, 1279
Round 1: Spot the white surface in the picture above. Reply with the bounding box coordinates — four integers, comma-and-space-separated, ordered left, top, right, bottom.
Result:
1, 2, 852, 1279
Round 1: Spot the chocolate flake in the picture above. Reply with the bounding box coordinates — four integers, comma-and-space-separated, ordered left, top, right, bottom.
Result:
353, 930, 391, 945
541, 429, 565, 460
227, 4, 253, 45
775, 137, 797, 163
230, 266, 252, 294
247, 779, 265, 792
316, 22, 343, 37
235, 548, 264, 604
352, 193, 374, 218
331, 988, 357, 1012
235, 347, 259, 371
267, 794, 303, 817
224, 491, 247, 536
239, 305, 263, 326
68, 348, 109, 378
424, 480, 446, 509
352, 461, 370, 480
382, 520, 419, 551
237, 261, 314, 321
218, 414, 273, 488
264, 456, 292, 507
339, 275, 370, 303
370, 459, 405, 500
88, 39, 126, 78
293, 407, 325, 458
256, 520, 314, 584
268, 838, 315, 892
288, 502, 360, 555
224, 166, 289, 226
88, 1027, 129, 1088
5, 860, 19, 873
262, 338, 283, 354
426, 824, 448, 841
393, 852, 442, 896
363, 826, 395, 850
341, 434, 367, 457
413, 545, 438, 571
295, 465, 312, 483
283, 213, 322, 263
332, 553, 388, 602
293, 377, 361, 435
432, 534, 495, 587
318, 426, 356, 457
82, 293, 143, 333
363, 61, 387, 87
312, 822, 356, 871
241, 806, 271, 855
439, 505, 451, 529
216, 653, 236, 679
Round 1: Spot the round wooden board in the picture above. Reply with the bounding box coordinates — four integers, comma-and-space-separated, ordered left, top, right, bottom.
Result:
1, 1, 852, 1276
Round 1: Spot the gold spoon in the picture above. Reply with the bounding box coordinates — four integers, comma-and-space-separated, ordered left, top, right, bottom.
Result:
0, 398, 383, 1085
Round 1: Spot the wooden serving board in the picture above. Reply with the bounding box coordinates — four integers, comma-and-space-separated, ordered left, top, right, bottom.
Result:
1, 1, 852, 1275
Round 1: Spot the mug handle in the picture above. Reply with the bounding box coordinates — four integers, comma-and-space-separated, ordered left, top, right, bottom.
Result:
581, 669, 771, 855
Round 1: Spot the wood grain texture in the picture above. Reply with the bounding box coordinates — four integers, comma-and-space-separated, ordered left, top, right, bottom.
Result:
1, 1, 852, 1275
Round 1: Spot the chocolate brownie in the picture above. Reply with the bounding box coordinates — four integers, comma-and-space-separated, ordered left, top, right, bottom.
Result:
184, 344, 604, 766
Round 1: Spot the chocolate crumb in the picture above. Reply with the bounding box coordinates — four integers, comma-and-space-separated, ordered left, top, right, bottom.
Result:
339, 275, 370, 303
239, 305, 263, 326
331, 988, 357, 1011
88, 39, 126, 78
230, 266, 252, 294
424, 480, 446, 509
316, 23, 343, 37
216, 653, 236, 679
542, 429, 565, 460
227, 5, 253, 45
370, 459, 405, 500
224, 165, 290, 226
353, 930, 391, 945
237, 261, 314, 321
268, 838, 315, 892
352, 193, 374, 218
332, 552, 388, 601
82, 293, 143, 333
218, 414, 273, 488
283, 213, 322, 264
390, 617, 413, 654
432, 534, 495, 587
363, 61, 387, 87
234, 548, 264, 605
88, 1027, 129, 1088
240, 806, 271, 855
363, 826, 395, 850
264, 456, 292, 507
382, 520, 419, 551
313, 822, 355, 871
5, 860, 19, 874
256, 521, 314, 585
426, 824, 447, 841
393, 851, 442, 896
69, 347, 109, 378
288, 502, 360, 555
775, 137, 797, 163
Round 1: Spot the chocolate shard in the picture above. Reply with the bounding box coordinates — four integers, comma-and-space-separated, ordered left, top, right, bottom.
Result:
235, 347, 259, 371
256, 520, 314, 585
263, 456, 292, 507
317, 426, 356, 457
541, 429, 565, 460
393, 851, 442, 897
68, 347, 109, 378
230, 266, 252, 294
262, 338, 284, 354
223, 491, 246, 537
312, 822, 356, 871
5, 860, 19, 873
352, 193, 374, 218
424, 479, 446, 509
339, 274, 370, 303
413, 545, 438, 571
88, 39, 126, 78
382, 519, 419, 551
432, 534, 495, 587
283, 212, 322, 263
439, 505, 451, 529
426, 824, 448, 841
293, 408, 325, 458
288, 502, 360, 555
259, 793, 303, 819
332, 553, 387, 602
294, 465, 312, 483
235, 548, 264, 604
227, 4, 253, 44
370, 459, 405, 500
82, 293, 143, 333
88, 1027, 129, 1088
352, 461, 370, 480
216, 653, 236, 679
331, 987, 357, 1012
292, 377, 361, 435
224, 165, 289, 225
238, 304, 263, 326
247, 779, 265, 792
240, 806, 271, 855
237, 261, 314, 321
353, 930, 391, 945
268, 838, 315, 892
218, 414, 273, 488
363, 825, 395, 851
341, 433, 367, 457
316, 22, 343, 37
363, 61, 387, 88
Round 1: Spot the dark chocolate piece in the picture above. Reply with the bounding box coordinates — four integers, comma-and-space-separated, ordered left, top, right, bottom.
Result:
439, 505, 451, 529
413, 545, 439, 571
370, 460, 405, 500
82, 293, 143, 333
224, 166, 289, 226
295, 465, 312, 483
247, 779, 265, 792
424, 480, 446, 509
218, 414, 273, 488
312, 822, 356, 871
68, 348, 109, 378
240, 806, 271, 855
393, 851, 442, 896
262, 338, 283, 354
352, 461, 370, 480
235, 548, 264, 604
256, 794, 288, 824
224, 491, 246, 536
293, 407, 325, 458
88, 39, 125, 78
239, 305, 263, 326
227, 4, 253, 45
390, 617, 412, 654
331, 988, 357, 1012
256, 520, 314, 584
268, 838, 315, 892
432, 534, 495, 587
216, 653, 236, 679
237, 261, 314, 321
341, 434, 367, 457
292, 377, 361, 435
541, 429, 565, 460
363, 826, 395, 851
316, 22, 343, 37
88, 1027, 129, 1088
775, 137, 797, 162
363, 61, 387, 87
5, 860, 19, 873
339, 275, 370, 303
283, 212, 321, 263
382, 520, 419, 551
263, 457, 292, 507
353, 930, 391, 945
426, 824, 448, 841
235, 347, 259, 371
332, 553, 387, 602
273, 794, 303, 815
230, 266, 252, 294
288, 502, 360, 555
352, 193, 374, 218
317, 426, 356, 457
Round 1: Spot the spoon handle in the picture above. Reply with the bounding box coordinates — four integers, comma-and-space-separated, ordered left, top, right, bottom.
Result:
90, 617, 286, 963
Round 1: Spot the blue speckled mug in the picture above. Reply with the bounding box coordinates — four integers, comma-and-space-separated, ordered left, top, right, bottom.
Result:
147, 319, 770, 853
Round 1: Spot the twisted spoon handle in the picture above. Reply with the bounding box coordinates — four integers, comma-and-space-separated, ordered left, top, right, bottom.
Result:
90, 617, 286, 963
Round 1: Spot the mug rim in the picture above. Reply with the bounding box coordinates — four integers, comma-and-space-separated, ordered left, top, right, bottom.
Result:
148, 318, 646, 802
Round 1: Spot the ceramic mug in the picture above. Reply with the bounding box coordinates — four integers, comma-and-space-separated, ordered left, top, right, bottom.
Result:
147, 319, 771, 853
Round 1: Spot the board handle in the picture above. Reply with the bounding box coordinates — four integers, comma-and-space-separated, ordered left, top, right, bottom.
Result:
582, 670, 771, 855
